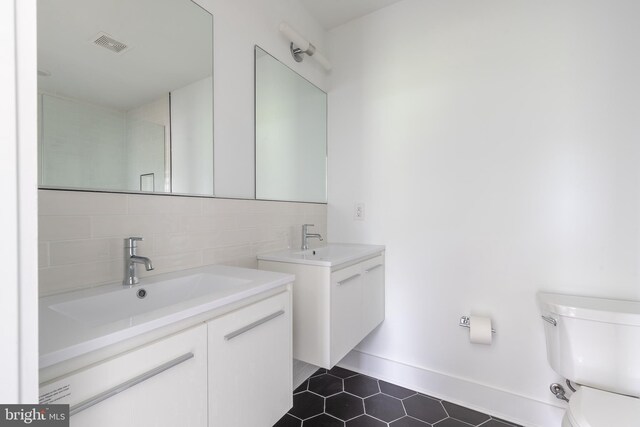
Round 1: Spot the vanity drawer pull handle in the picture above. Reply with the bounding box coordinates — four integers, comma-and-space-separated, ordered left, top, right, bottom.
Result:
365, 264, 383, 273
224, 310, 285, 341
541, 315, 557, 326
69, 352, 194, 416
337, 273, 361, 286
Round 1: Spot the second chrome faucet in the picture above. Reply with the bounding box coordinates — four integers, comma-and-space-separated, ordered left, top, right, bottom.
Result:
301, 224, 323, 250
123, 237, 154, 286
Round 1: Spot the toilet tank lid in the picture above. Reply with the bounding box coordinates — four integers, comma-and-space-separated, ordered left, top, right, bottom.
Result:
537, 292, 640, 326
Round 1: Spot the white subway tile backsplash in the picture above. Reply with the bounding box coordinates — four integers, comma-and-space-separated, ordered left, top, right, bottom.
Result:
153, 232, 212, 256
179, 214, 238, 233
39, 260, 122, 294
202, 197, 244, 214
128, 194, 203, 215
234, 257, 258, 269
252, 240, 288, 257
91, 214, 182, 237
49, 239, 112, 265
39, 190, 127, 216
139, 251, 204, 277
39, 216, 91, 241
304, 203, 327, 216
39, 242, 49, 268
38, 190, 327, 295
234, 211, 269, 228
249, 199, 278, 214
261, 226, 291, 244
178, 215, 215, 233
218, 228, 260, 246
202, 244, 254, 266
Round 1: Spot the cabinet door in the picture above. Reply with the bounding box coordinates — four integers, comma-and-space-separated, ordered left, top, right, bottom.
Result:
330, 264, 363, 367
361, 255, 385, 336
39, 325, 208, 427
208, 291, 292, 427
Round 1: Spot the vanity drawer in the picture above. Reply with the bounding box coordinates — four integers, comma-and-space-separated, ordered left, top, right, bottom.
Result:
39, 324, 207, 427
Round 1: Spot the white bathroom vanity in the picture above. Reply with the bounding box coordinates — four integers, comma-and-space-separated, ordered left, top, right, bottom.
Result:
38, 265, 294, 427
258, 243, 385, 368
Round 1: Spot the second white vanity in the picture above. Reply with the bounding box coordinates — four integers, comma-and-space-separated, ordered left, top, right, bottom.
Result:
39, 265, 294, 427
258, 243, 385, 368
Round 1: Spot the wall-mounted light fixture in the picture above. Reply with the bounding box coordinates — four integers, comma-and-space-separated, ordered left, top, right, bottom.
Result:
279, 22, 332, 71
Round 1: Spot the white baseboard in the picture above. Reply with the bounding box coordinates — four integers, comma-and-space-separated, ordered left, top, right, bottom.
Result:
337, 349, 565, 427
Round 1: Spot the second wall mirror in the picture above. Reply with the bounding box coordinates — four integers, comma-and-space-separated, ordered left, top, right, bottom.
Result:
255, 46, 327, 203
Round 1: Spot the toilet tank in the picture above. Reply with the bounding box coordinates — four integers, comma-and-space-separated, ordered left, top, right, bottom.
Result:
537, 292, 640, 397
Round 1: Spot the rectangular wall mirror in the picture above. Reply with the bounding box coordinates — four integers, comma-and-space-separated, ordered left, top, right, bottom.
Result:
255, 46, 327, 203
37, 0, 214, 196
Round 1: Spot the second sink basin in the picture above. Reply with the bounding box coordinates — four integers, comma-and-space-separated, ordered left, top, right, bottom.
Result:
50, 273, 251, 326
258, 243, 385, 268
293, 245, 364, 259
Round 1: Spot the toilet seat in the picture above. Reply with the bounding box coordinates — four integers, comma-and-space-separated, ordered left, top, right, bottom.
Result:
565, 386, 640, 427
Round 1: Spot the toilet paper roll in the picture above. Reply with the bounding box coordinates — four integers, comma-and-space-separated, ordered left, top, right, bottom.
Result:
469, 315, 492, 345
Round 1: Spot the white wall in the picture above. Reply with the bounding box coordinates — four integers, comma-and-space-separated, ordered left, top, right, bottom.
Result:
328, 0, 640, 425
198, 0, 328, 198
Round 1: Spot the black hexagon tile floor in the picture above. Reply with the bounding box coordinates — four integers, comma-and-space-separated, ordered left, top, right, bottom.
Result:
274, 367, 522, 427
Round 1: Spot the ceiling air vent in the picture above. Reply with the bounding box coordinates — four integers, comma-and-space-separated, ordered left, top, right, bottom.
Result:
91, 32, 130, 54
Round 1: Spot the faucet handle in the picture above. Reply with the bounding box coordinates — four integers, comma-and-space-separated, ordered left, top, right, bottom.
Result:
125, 237, 143, 248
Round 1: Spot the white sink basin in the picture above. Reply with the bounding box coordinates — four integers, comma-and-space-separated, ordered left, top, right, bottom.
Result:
258, 243, 385, 267
39, 264, 294, 368
293, 245, 366, 259
50, 273, 251, 326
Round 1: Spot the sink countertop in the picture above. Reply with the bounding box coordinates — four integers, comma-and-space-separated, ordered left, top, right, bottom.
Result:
39, 264, 294, 369
257, 243, 385, 268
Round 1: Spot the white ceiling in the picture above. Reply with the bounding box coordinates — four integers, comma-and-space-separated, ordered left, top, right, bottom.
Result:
299, 0, 406, 30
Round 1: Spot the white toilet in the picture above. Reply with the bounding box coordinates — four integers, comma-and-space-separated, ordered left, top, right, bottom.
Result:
538, 292, 640, 427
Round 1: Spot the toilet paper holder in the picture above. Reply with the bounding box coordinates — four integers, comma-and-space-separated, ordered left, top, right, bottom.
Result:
459, 316, 496, 334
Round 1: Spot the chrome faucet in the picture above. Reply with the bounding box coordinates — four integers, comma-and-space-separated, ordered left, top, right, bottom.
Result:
301, 224, 323, 250
123, 237, 154, 286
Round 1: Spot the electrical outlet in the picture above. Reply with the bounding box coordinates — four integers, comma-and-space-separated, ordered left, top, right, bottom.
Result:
354, 203, 365, 220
